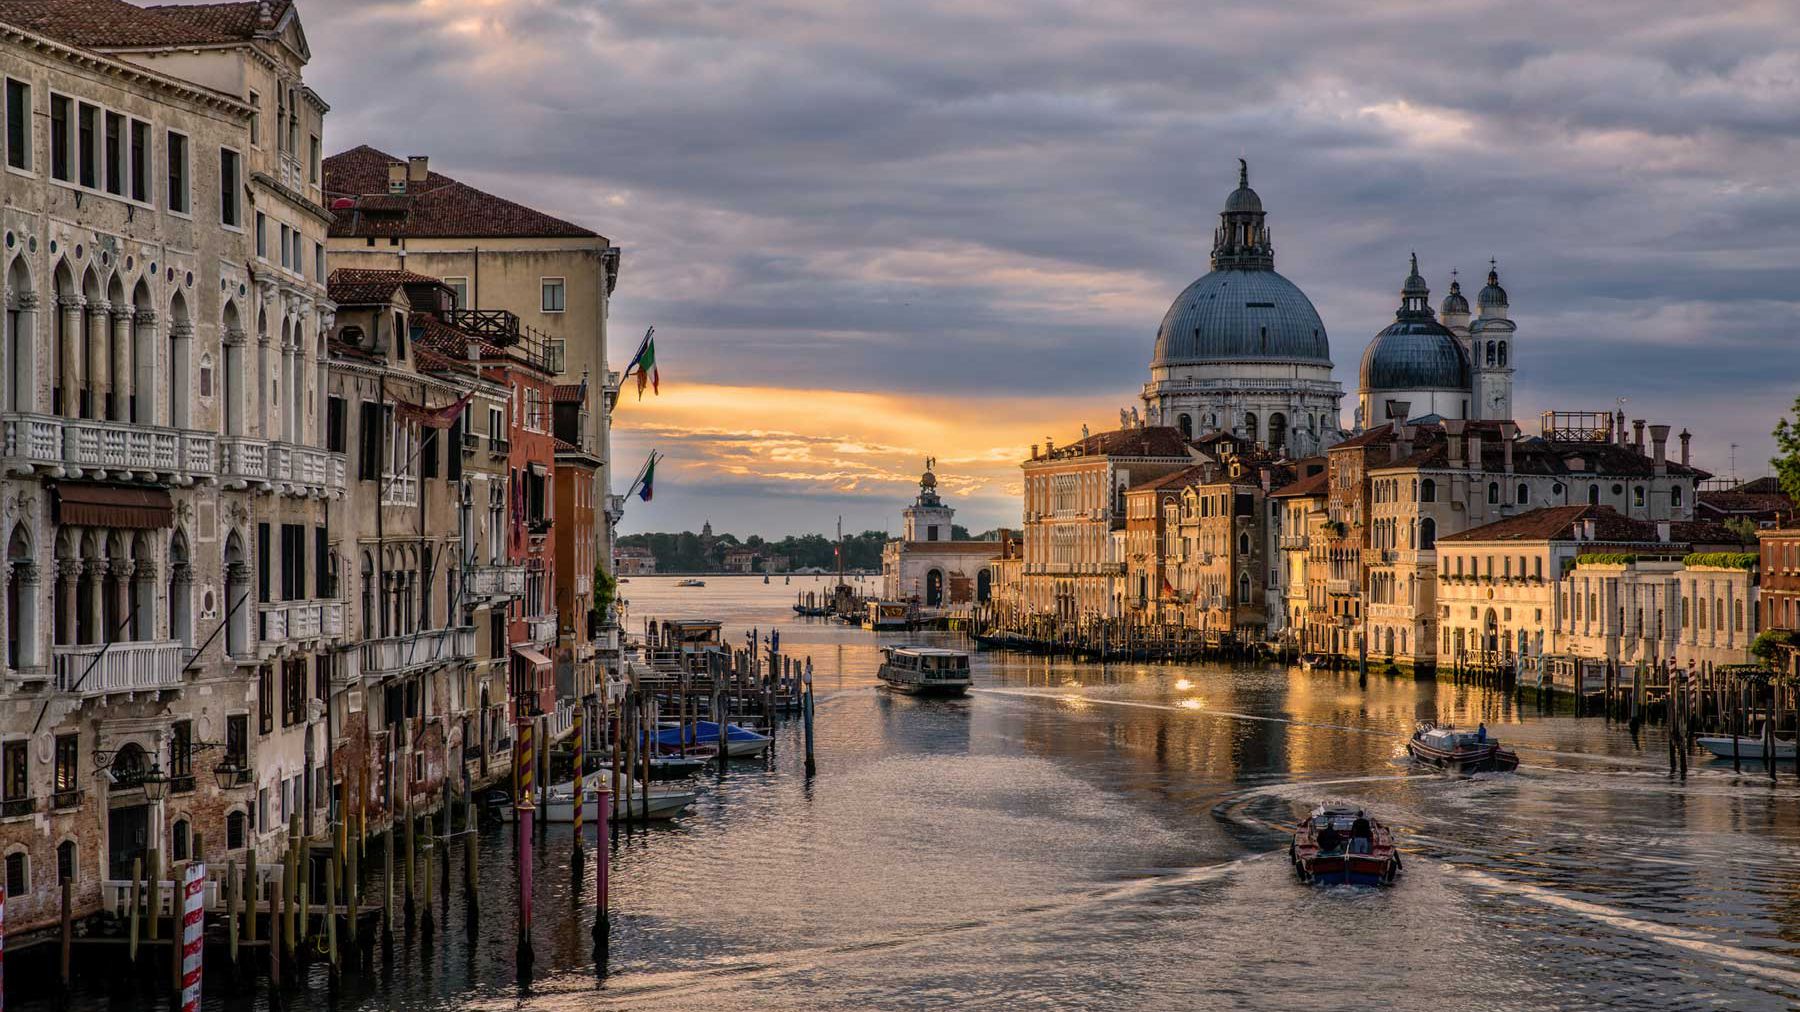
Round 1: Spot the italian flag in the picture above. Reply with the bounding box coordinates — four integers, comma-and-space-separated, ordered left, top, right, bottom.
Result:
628, 326, 659, 399
637, 452, 657, 502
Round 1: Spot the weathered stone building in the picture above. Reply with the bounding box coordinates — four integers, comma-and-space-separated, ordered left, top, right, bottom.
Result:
0, 0, 342, 935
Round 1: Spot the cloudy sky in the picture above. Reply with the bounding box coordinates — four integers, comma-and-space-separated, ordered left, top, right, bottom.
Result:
297, 0, 1800, 538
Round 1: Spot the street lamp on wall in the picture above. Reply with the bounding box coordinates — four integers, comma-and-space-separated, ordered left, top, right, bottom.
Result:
138, 760, 169, 802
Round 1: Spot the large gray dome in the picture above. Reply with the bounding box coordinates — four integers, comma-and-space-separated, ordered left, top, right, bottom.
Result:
1359, 318, 1469, 391
1152, 267, 1331, 367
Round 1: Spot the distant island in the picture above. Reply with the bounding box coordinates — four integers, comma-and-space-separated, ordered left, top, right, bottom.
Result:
616, 523, 996, 575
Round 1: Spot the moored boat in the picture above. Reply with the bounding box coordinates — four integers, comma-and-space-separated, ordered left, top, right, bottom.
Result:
878, 646, 972, 696
650, 720, 773, 757
1290, 805, 1401, 886
863, 600, 913, 631
496, 778, 697, 822
1696, 727, 1796, 761
1407, 723, 1519, 773
675, 578, 706, 587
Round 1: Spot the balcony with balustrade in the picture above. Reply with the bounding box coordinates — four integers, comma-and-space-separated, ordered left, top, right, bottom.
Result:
525, 614, 557, 646
51, 640, 186, 697
380, 472, 418, 507
2, 413, 216, 484
360, 625, 476, 679
257, 600, 347, 657
467, 564, 525, 600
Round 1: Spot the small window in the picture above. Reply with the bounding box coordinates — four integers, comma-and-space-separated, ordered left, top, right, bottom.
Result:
77, 102, 97, 188
57, 840, 74, 883
49, 94, 71, 181
219, 147, 242, 227
256, 213, 268, 258
104, 110, 123, 194
129, 119, 149, 202
1516, 483, 1528, 505
166, 131, 190, 213
1487, 481, 1499, 505
279, 223, 290, 267
326, 396, 347, 452
4, 79, 29, 172
314, 243, 325, 282
248, 91, 261, 145
309, 134, 320, 184
227, 811, 246, 851
541, 278, 566, 313
171, 818, 190, 861
4, 852, 24, 896
444, 277, 469, 308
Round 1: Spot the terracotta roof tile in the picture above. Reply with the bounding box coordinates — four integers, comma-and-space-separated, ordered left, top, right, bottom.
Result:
1042, 426, 1196, 460
0, 0, 285, 47
1271, 469, 1330, 499
1439, 505, 1671, 545
326, 268, 445, 306
552, 383, 586, 402
322, 145, 600, 240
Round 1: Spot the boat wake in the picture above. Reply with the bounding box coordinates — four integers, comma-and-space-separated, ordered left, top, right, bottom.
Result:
502, 854, 1271, 1006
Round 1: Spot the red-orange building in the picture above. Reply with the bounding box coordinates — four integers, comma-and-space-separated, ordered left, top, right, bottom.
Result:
553, 383, 601, 694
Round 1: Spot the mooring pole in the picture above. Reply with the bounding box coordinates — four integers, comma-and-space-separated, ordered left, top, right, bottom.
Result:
516, 716, 536, 981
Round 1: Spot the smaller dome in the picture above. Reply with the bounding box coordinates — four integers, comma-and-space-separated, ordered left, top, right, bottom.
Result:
1478, 264, 1508, 308
1360, 321, 1471, 392
1440, 275, 1469, 316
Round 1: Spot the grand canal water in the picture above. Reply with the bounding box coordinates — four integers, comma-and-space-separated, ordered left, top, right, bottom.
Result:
25, 574, 1800, 1010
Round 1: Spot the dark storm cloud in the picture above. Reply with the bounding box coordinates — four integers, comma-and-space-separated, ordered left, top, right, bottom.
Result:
283, 0, 1798, 527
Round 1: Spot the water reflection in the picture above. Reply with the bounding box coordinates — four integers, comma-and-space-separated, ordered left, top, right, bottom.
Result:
19, 574, 1799, 1011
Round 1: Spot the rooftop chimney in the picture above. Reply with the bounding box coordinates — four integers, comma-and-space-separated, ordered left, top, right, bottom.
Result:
408, 155, 430, 182
1678, 429, 1691, 467
1633, 419, 1646, 453
1581, 517, 1597, 541
386, 162, 406, 194
1649, 424, 1671, 475
1657, 520, 1672, 543
1445, 419, 1465, 465
1502, 432, 1514, 474
1466, 431, 1482, 472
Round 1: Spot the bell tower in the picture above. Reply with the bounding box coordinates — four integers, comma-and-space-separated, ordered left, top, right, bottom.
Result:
1469, 261, 1515, 421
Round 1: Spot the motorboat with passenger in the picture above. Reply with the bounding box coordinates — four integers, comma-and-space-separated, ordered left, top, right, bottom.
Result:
1290, 805, 1401, 886
878, 646, 972, 696
1407, 723, 1519, 773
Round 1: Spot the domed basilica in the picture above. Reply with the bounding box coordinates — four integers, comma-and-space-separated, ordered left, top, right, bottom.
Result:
1140, 163, 1516, 453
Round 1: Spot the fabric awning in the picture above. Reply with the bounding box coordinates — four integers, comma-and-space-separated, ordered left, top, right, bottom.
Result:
512, 647, 552, 668
55, 484, 174, 529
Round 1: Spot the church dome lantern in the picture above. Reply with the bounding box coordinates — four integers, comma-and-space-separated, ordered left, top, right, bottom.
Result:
1150, 161, 1331, 369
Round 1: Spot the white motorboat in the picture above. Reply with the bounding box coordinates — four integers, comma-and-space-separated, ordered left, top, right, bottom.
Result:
1696, 731, 1796, 761
497, 777, 697, 823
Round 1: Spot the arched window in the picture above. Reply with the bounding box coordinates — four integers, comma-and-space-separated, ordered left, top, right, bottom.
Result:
1497, 342, 1507, 367
4, 851, 26, 896
1485, 342, 1495, 366
1419, 517, 1436, 550
1237, 572, 1250, 604
1517, 483, 1529, 505
7, 524, 33, 668
1420, 478, 1436, 503
171, 818, 190, 861
227, 810, 246, 851
1672, 486, 1683, 507
1177, 413, 1192, 438
1268, 412, 1287, 451
1633, 486, 1645, 508
1487, 481, 1499, 505
1589, 484, 1600, 505
1243, 412, 1258, 440
57, 840, 75, 883
1237, 532, 1250, 556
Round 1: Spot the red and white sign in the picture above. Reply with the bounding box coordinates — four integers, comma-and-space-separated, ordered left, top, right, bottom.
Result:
180, 863, 204, 1012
